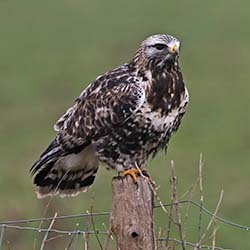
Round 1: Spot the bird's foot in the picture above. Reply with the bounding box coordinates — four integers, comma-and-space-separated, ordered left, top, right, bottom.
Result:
122, 168, 140, 184
121, 168, 155, 188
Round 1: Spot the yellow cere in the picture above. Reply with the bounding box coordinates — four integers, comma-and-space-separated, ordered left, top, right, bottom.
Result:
172, 44, 177, 53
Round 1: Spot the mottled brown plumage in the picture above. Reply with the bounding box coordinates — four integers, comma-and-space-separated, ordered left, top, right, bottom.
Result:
31, 34, 189, 198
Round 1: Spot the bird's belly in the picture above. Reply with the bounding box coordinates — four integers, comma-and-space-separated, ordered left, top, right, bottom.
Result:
94, 109, 181, 171
94, 88, 189, 171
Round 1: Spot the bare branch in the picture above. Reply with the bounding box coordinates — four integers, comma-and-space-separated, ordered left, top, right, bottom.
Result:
0, 224, 5, 250
198, 153, 205, 247
194, 190, 224, 249
40, 212, 57, 250
171, 160, 186, 250
90, 193, 103, 250
158, 238, 231, 250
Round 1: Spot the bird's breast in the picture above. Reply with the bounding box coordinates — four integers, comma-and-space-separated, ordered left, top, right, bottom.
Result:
139, 87, 188, 132
145, 64, 186, 115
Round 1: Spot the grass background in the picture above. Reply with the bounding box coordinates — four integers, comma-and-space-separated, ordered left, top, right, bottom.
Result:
0, 0, 250, 249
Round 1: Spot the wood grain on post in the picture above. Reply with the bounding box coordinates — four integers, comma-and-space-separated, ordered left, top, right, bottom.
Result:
110, 175, 155, 250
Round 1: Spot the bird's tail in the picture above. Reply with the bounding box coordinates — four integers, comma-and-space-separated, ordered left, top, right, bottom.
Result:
30, 140, 99, 198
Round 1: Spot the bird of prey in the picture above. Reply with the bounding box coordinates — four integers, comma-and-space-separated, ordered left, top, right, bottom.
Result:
31, 34, 189, 198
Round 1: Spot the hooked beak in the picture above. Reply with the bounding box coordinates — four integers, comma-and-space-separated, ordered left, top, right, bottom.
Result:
167, 41, 180, 55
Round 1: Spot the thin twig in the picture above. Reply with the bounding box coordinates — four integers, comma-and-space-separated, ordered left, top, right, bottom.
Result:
158, 238, 231, 250
34, 169, 72, 250
156, 227, 162, 250
102, 222, 113, 241
65, 231, 75, 250
66, 223, 80, 250
83, 231, 89, 250
165, 175, 175, 249
74, 228, 80, 250
212, 224, 217, 250
180, 176, 199, 200
84, 211, 90, 250
183, 176, 199, 225
81, 232, 88, 250
33, 237, 37, 250
172, 238, 176, 250
38, 169, 72, 229
198, 153, 204, 246
103, 222, 113, 250
90, 194, 103, 250
171, 160, 186, 250
104, 230, 112, 250
202, 190, 224, 240
195, 190, 224, 249
46, 234, 66, 242
203, 225, 220, 246
40, 212, 57, 250
0, 224, 5, 250
6, 240, 11, 250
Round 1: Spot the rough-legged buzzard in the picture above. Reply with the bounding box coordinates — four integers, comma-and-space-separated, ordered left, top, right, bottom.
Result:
31, 34, 189, 198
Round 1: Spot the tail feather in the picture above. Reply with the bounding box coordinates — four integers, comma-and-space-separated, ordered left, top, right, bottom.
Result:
30, 139, 64, 175
34, 167, 98, 198
31, 142, 99, 198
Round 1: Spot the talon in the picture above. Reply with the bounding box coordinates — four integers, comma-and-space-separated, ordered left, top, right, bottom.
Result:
122, 168, 140, 184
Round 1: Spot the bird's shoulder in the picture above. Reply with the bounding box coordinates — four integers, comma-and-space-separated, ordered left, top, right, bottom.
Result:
79, 63, 139, 99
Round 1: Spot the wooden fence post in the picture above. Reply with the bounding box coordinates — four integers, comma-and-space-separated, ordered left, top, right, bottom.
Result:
109, 175, 155, 250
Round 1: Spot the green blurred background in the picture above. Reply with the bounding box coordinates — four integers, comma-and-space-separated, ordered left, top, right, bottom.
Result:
0, 0, 250, 249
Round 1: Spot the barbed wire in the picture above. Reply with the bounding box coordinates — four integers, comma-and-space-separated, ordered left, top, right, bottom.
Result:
0, 224, 107, 235
1, 200, 249, 231
0, 225, 231, 250
158, 238, 231, 250
155, 200, 250, 231
0, 199, 249, 250
0, 211, 110, 225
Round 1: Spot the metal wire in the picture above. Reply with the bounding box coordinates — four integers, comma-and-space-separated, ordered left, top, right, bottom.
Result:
0, 211, 109, 225
0, 224, 107, 235
0, 200, 249, 231
154, 200, 250, 231
158, 238, 231, 250
0, 199, 249, 249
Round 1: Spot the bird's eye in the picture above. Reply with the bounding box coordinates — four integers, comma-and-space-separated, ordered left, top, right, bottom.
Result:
153, 44, 166, 50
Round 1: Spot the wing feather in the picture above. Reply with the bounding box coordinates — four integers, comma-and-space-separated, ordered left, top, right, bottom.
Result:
54, 67, 145, 152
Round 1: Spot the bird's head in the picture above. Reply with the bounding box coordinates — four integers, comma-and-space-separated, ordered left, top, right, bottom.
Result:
133, 34, 181, 68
